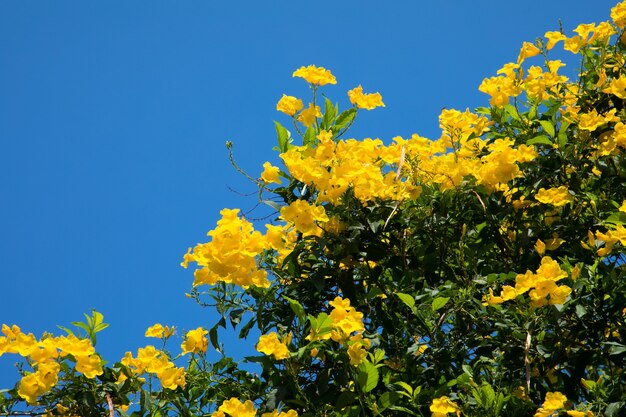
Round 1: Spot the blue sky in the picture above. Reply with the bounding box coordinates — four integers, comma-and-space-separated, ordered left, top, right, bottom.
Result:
0, 0, 618, 388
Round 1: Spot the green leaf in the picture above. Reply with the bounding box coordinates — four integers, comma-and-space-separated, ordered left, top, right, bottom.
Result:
303, 126, 316, 147
504, 104, 521, 121
557, 121, 571, 148
539, 120, 555, 137
605, 211, 626, 225
274, 121, 291, 152
283, 295, 306, 323
335, 392, 357, 410
526, 135, 552, 146
606, 342, 626, 355
357, 361, 379, 393
431, 296, 450, 311
321, 97, 337, 130
474, 383, 495, 408
262, 200, 282, 212
333, 108, 357, 132
209, 323, 220, 352
605, 402, 624, 417
377, 391, 399, 412
396, 292, 416, 312
308, 313, 333, 340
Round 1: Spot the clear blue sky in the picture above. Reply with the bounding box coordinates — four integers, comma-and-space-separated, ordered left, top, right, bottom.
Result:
0, 0, 617, 388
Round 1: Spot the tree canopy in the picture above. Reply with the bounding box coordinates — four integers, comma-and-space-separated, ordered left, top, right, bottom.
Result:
4, 2, 626, 416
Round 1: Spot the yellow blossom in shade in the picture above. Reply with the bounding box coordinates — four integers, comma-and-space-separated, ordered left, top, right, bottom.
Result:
181, 327, 208, 355
256, 332, 289, 360
517, 41, 541, 64
612, 1, 626, 28
566, 411, 594, 417
75, 354, 104, 378
536, 239, 546, 256
620, 200, 626, 213
430, 396, 459, 417
145, 323, 175, 338
544, 31, 566, 50
328, 297, 365, 338
298, 104, 322, 127
347, 341, 368, 366
534, 391, 568, 416
276, 94, 303, 116
213, 398, 257, 417
261, 410, 298, 417
535, 186, 573, 207
261, 162, 282, 184
292, 65, 336, 86
347, 85, 385, 110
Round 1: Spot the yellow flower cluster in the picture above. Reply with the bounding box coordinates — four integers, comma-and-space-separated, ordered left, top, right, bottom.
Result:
534, 391, 593, 417
347, 85, 385, 110
484, 257, 572, 307
211, 397, 298, 417
594, 224, 626, 257
330, 297, 369, 366
180, 327, 208, 355
0, 325, 103, 404
429, 396, 459, 417
534, 186, 574, 207
182, 208, 271, 288
292, 65, 336, 86
279, 199, 329, 237
256, 332, 290, 360
280, 132, 422, 204
121, 345, 185, 390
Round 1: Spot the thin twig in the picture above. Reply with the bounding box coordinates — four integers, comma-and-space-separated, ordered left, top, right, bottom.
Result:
524, 330, 532, 393
106, 393, 115, 417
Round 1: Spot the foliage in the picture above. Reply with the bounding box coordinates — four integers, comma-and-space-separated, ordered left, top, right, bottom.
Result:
4, 2, 626, 416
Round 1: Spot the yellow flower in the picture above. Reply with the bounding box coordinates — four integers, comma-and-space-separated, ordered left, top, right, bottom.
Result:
256, 332, 289, 360
261, 411, 298, 417
603, 75, 626, 99
544, 31, 566, 50
75, 354, 104, 378
181, 327, 208, 355
430, 396, 459, 417
145, 323, 175, 338
534, 391, 568, 416
535, 239, 546, 256
261, 162, 282, 184
298, 104, 322, 127
213, 398, 257, 417
158, 366, 186, 390
347, 85, 385, 110
612, 0, 626, 29
292, 65, 336, 86
517, 41, 541, 64
535, 186, 573, 207
276, 95, 303, 116
280, 200, 329, 236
